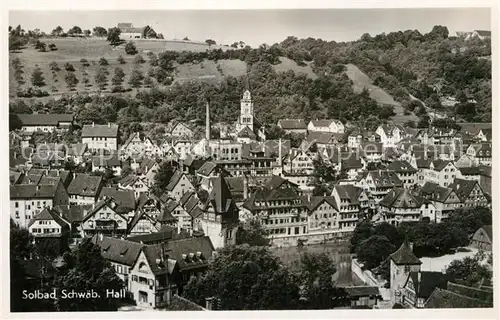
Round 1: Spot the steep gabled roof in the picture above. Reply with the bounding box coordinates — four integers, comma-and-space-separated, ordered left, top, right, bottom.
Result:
99, 187, 136, 213
206, 174, 235, 215
28, 208, 69, 228
92, 235, 143, 266
390, 238, 421, 265
380, 188, 424, 209
166, 170, 185, 191
448, 179, 480, 202
67, 174, 102, 197
420, 182, 455, 203
387, 160, 417, 173
368, 170, 403, 188
408, 272, 450, 299
54, 204, 93, 223
425, 288, 490, 308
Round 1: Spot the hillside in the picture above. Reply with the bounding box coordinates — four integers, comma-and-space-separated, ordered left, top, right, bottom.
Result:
344, 64, 419, 124
9, 37, 317, 96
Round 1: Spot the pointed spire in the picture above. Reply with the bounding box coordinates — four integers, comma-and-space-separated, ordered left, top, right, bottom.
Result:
205, 98, 210, 141
244, 73, 250, 91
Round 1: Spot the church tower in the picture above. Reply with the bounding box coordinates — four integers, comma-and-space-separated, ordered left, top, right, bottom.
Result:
239, 90, 254, 131
389, 237, 422, 305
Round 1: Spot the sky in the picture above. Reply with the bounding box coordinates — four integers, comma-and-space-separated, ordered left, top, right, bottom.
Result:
9, 8, 491, 46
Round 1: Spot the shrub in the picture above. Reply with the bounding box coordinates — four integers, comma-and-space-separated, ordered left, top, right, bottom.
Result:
117, 55, 126, 64
99, 57, 109, 66
134, 55, 145, 64
48, 44, 58, 51
17, 87, 49, 97
80, 58, 90, 67
64, 62, 75, 72
49, 61, 60, 72
125, 41, 138, 55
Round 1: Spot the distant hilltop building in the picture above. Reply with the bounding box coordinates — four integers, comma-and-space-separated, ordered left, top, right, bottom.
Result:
456, 30, 491, 41
117, 23, 159, 39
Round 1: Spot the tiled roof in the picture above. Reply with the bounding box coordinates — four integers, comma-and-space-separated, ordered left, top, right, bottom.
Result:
380, 188, 425, 209
305, 196, 338, 212
92, 235, 143, 266
480, 225, 492, 241
28, 207, 69, 228
334, 185, 364, 206
446, 282, 493, 304
425, 288, 490, 308
237, 126, 257, 139
408, 272, 449, 299
206, 174, 235, 215
458, 166, 481, 175
197, 161, 217, 177
54, 204, 93, 223
99, 187, 136, 212
390, 238, 421, 265
387, 160, 417, 173
67, 174, 103, 197
128, 209, 158, 233
457, 122, 492, 136
119, 174, 140, 187
166, 170, 184, 191
10, 184, 58, 199
431, 159, 452, 172
368, 170, 403, 188
17, 113, 73, 126
448, 179, 480, 202
92, 153, 121, 167
420, 182, 454, 203
343, 286, 380, 298
277, 119, 307, 130
81, 124, 119, 137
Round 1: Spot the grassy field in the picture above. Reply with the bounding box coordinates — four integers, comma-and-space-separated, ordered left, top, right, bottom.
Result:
9, 37, 317, 98
344, 63, 419, 124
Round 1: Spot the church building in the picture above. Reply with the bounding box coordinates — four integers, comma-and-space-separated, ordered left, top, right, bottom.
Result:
233, 90, 266, 141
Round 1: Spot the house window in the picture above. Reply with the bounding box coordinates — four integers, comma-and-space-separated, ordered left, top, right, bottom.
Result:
15, 202, 19, 208
15, 211, 19, 218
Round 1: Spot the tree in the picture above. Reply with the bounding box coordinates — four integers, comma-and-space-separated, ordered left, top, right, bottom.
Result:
236, 218, 270, 246
53, 238, 124, 311
93, 26, 107, 37
125, 41, 138, 55
128, 68, 144, 88
48, 43, 57, 51
355, 235, 396, 270
10, 113, 23, 131
445, 254, 492, 287
183, 36, 190, 41
143, 76, 154, 88
64, 62, 75, 72
34, 40, 47, 52
65, 71, 79, 90
134, 54, 145, 64
350, 220, 373, 253
31, 66, 46, 87
107, 27, 122, 46
51, 25, 64, 36
297, 252, 349, 309
111, 67, 125, 86
184, 245, 300, 310
94, 68, 108, 90
117, 55, 126, 64
83, 29, 91, 37
68, 26, 83, 35
151, 161, 175, 196
205, 39, 216, 46
99, 57, 109, 66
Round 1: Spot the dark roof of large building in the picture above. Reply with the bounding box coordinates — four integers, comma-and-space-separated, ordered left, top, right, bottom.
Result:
99, 187, 136, 213
17, 113, 74, 126
380, 188, 427, 209
92, 235, 144, 266
67, 174, 103, 197
387, 160, 417, 173
457, 122, 492, 135
448, 179, 480, 202
277, 119, 307, 130
367, 170, 403, 188
166, 170, 185, 191
10, 184, 59, 199
420, 182, 455, 203
53, 204, 93, 223
118, 174, 140, 187
425, 287, 491, 308
343, 286, 381, 298
334, 185, 364, 205
81, 123, 119, 137
446, 282, 493, 304
390, 238, 421, 265
408, 272, 450, 299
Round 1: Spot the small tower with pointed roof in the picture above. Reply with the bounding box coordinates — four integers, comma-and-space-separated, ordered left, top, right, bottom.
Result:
389, 237, 422, 305
200, 172, 240, 248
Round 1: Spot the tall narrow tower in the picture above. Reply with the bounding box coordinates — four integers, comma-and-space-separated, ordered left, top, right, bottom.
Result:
206, 99, 211, 141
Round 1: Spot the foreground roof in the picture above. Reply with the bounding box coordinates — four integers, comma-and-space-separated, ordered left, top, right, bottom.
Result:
390, 238, 421, 265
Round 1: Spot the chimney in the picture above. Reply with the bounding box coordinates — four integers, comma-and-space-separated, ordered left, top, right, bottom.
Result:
409, 242, 414, 251
278, 138, 282, 166
243, 174, 249, 200
205, 100, 210, 141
